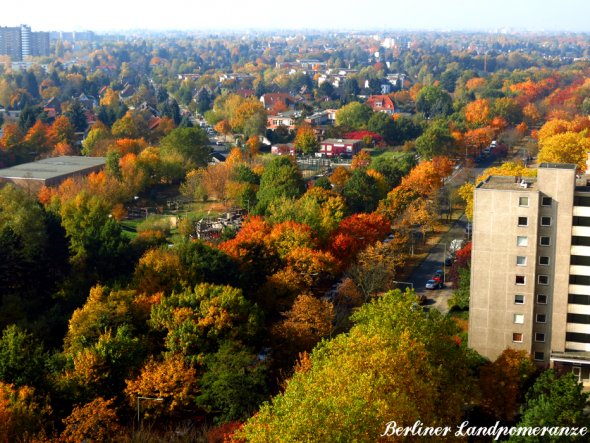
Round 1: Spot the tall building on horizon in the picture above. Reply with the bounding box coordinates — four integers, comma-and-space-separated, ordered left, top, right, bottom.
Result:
0, 25, 50, 61
469, 159, 590, 387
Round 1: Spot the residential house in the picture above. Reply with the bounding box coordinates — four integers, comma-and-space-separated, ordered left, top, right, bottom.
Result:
43, 97, 61, 119
366, 95, 395, 115
267, 110, 300, 130
119, 83, 136, 102
271, 143, 296, 156
260, 93, 296, 111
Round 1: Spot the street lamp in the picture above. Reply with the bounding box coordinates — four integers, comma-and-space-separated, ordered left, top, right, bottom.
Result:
137, 396, 164, 426
442, 242, 447, 284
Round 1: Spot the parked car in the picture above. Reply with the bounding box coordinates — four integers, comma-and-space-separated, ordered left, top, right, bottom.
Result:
432, 274, 443, 287
425, 279, 440, 290
445, 256, 454, 266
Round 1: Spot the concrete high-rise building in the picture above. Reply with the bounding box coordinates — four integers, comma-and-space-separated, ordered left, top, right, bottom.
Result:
469, 160, 590, 386
0, 26, 23, 60
0, 25, 50, 60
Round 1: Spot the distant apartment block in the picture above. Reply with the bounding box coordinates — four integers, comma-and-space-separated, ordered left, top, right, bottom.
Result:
469, 159, 590, 386
0, 25, 49, 60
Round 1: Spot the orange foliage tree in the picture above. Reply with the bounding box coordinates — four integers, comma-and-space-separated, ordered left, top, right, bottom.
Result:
273, 294, 334, 353
329, 212, 390, 265
464, 98, 490, 127
60, 397, 124, 443
478, 349, 536, 421
125, 355, 198, 420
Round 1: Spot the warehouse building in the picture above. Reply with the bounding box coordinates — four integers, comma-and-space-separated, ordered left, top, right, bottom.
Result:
0, 156, 105, 189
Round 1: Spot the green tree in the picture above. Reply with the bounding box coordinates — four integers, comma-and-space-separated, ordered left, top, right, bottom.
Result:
415, 85, 453, 118
367, 111, 396, 144
510, 370, 590, 442
240, 291, 476, 442
415, 119, 455, 158
159, 127, 211, 167
370, 152, 415, 189
335, 102, 373, 129
255, 156, 305, 214
448, 267, 470, 310
197, 340, 268, 423
175, 239, 241, 288
0, 325, 47, 387
66, 99, 88, 132
60, 192, 129, 279
342, 169, 383, 213
150, 283, 263, 365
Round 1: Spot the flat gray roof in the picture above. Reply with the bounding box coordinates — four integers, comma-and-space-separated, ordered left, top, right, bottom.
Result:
477, 175, 538, 191
539, 162, 577, 170
0, 156, 106, 181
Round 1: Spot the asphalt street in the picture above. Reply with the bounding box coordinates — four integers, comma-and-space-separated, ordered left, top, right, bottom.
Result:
408, 215, 469, 314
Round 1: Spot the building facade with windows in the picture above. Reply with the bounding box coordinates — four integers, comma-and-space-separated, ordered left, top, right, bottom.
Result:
0, 25, 49, 60
469, 161, 590, 385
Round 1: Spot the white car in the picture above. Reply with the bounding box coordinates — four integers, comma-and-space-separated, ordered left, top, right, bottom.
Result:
425, 280, 439, 290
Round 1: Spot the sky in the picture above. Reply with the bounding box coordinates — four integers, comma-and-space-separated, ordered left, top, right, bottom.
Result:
3, 0, 590, 33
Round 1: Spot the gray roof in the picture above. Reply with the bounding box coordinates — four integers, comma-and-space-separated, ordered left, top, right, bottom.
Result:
0, 156, 106, 181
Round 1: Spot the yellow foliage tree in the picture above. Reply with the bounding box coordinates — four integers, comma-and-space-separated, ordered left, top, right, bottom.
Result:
538, 131, 590, 171
125, 355, 198, 419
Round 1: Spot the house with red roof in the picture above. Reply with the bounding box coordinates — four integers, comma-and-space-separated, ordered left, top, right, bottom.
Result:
366, 95, 395, 115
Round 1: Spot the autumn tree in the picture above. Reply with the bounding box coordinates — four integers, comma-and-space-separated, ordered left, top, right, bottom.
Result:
49, 115, 75, 146
345, 241, 403, 300
125, 355, 198, 420
294, 125, 318, 154
479, 349, 536, 422
60, 397, 124, 443
0, 382, 47, 441
150, 283, 263, 365
239, 291, 476, 442
214, 119, 232, 141
329, 212, 391, 266
267, 188, 346, 242
23, 120, 53, 153
111, 110, 149, 139
538, 131, 590, 171
81, 122, 113, 156
464, 98, 491, 127
274, 293, 334, 355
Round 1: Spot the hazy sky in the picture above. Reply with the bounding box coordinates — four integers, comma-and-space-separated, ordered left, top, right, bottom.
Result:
3, 0, 590, 33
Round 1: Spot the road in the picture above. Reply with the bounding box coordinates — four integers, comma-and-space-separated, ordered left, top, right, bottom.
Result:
408, 215, 468, 314
406, 156, 495, 313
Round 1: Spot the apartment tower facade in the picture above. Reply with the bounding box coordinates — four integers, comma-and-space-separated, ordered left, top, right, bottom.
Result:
469, 161, 590, 385
0, 25, 50, 60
